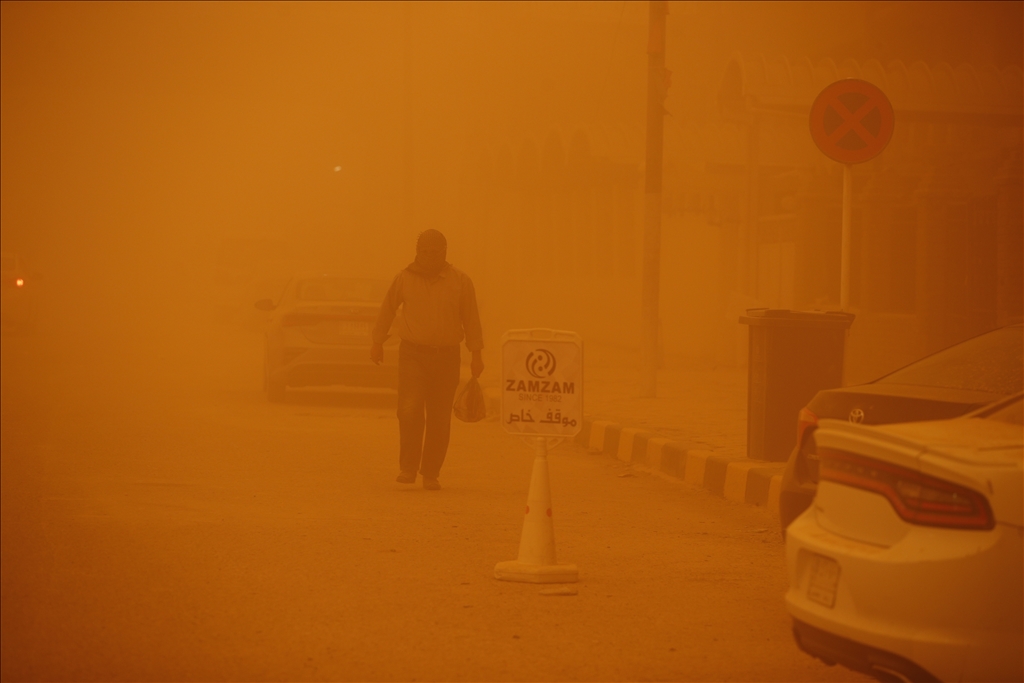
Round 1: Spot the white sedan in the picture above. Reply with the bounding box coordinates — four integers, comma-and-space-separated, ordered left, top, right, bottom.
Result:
785, 394, 1023, 683
256, 274, 397, 402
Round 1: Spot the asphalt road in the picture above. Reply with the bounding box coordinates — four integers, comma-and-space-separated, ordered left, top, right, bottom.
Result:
1, 326, 867, 681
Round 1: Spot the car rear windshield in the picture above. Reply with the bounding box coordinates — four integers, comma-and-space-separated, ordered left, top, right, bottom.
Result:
876, 326, 1023, 395
297, 278, 386, 303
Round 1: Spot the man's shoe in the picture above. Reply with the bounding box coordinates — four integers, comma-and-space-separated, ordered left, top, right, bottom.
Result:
422, 477, 441, 491
396, 472, 416, 484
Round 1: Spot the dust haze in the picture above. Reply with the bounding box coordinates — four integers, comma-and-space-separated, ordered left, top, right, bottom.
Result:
3, 2, 1021, 377
1, 1, 1021, 680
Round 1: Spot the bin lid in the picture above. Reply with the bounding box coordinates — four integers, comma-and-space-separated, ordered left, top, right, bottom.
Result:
738, 308, 855, 329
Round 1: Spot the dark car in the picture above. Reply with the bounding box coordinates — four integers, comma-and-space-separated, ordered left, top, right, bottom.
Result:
778, 323, 1023, 532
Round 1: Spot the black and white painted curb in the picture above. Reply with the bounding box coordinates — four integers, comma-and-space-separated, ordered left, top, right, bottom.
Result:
573, 419, 784, 514
484, 388, 784, 514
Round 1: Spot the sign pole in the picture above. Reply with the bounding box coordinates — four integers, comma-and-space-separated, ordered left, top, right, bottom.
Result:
808, 79, 894, 312
840, 163, 852, 310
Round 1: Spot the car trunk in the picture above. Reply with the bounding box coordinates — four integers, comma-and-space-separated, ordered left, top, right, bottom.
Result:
807, 383, 1005, 426
283, 302, 379, 345
796, 384, 1008, 485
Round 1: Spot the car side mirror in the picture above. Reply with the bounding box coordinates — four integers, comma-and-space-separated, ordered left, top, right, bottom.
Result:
254, 299, 275, 311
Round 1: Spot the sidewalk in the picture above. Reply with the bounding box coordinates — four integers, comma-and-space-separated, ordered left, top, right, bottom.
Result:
483, 343, 786, 515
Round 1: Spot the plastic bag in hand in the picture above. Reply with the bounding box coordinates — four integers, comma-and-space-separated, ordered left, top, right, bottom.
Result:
452, 377, 487, 422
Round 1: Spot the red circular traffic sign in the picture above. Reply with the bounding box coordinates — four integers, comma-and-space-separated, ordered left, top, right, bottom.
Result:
809, 79, 894, 164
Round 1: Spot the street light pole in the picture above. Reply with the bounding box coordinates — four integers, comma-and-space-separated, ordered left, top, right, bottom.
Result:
402, 2, 414, 230
640, 0, 668, 398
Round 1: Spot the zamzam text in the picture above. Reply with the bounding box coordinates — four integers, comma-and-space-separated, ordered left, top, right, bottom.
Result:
505, 380, 575, 393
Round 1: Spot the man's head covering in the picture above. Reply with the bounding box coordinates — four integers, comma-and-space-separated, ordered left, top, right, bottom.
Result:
417, 229, 447, 252
409, 229, 448, 276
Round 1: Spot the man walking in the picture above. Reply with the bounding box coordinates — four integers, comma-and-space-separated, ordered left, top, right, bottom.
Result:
371, 230, 484, 490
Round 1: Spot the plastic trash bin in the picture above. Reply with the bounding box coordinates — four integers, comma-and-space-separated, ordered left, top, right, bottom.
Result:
739, 309, 855, 462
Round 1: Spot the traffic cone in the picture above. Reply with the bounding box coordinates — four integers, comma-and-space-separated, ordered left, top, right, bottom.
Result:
494, 439, 579, 583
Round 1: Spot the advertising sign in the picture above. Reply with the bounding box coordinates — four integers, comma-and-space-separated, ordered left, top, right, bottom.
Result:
501, 329, 582, 437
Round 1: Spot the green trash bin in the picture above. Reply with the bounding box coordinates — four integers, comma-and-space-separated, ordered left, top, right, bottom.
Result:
739, 309, 855, 462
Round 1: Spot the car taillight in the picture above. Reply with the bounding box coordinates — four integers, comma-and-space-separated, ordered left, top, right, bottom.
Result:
819, 449, 995, 530
795, 407, 819, 483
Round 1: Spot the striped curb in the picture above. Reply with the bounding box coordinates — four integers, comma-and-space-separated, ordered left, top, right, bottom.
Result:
484, 387, 782, 515
574, 417, 785, 515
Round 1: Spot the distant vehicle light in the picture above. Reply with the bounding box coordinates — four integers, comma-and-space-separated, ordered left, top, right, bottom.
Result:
15, 278, 24, 287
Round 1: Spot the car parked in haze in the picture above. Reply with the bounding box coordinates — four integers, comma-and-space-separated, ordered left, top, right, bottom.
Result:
257, 273, 395, 401
779, 323, 1023, 532
785, 393, 1023, 683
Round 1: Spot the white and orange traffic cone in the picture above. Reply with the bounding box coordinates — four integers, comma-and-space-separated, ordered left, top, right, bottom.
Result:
494, 437, 579, 583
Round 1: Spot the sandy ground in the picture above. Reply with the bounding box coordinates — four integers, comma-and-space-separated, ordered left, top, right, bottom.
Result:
1, 325, 867, 681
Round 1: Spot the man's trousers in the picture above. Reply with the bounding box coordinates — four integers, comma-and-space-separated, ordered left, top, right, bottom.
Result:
396, 341, 461, 478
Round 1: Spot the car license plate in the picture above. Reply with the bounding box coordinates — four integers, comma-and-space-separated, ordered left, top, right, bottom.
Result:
331, 321, 368, 336
807, 554, 840, 608
319, 323, 368, 339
